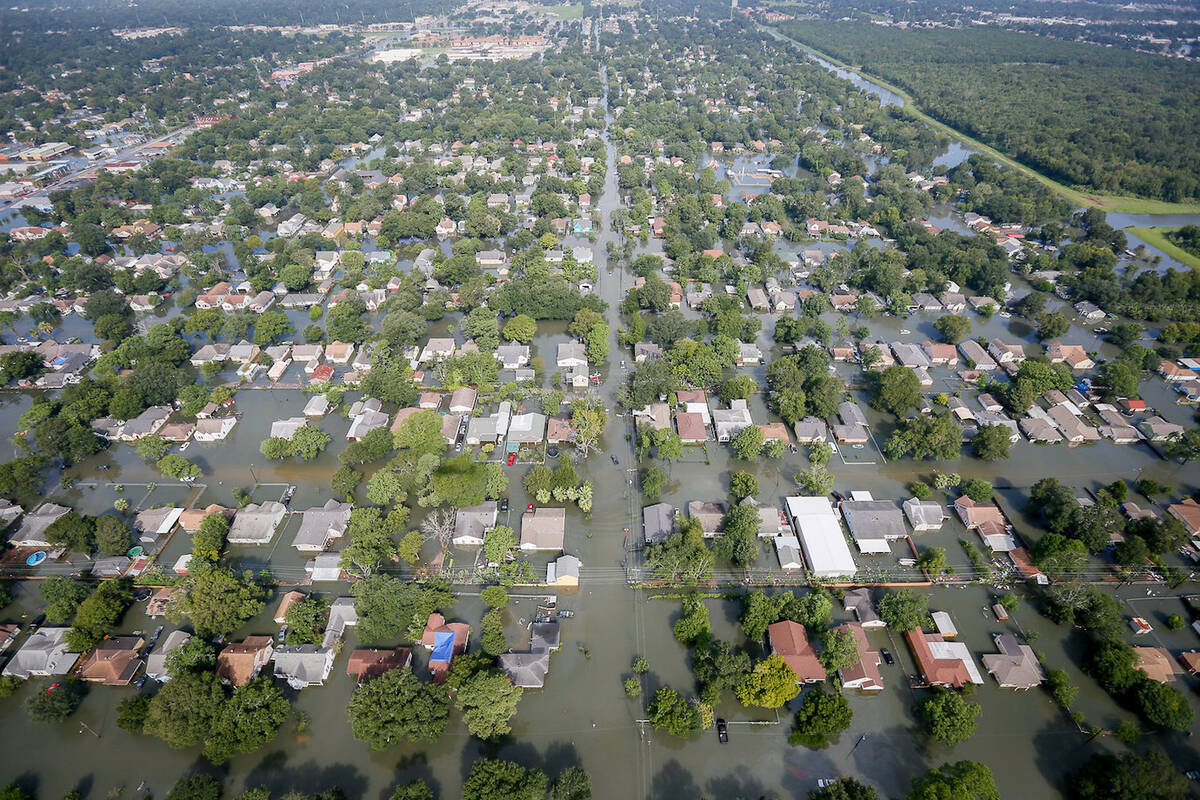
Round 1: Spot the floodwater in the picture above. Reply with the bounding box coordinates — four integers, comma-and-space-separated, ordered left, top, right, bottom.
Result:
3, 51, 1200, 800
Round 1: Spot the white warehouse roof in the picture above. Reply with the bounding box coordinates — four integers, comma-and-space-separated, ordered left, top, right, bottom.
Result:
784, 496, 858, 579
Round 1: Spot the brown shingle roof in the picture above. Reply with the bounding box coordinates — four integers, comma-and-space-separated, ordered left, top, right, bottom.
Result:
767, 621, 825, 683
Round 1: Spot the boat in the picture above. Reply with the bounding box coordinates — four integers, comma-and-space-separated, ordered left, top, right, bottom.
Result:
179, 442, 190, 452
282, 485, 296, 503
556, 610, 575, 618
898, 328, 910, 335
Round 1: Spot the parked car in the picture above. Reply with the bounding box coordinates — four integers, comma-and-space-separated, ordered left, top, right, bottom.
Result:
716, 718, 728, 743
506, 452, 517, 466
526, 503, 534, 513
880, 647, 895, 665
499, 498, 509, 512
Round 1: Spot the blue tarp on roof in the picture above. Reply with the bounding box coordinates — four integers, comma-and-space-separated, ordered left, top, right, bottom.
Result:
430, 630, 455, 663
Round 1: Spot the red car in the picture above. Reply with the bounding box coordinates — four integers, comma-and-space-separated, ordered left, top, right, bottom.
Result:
526, 503, 534, 513
506, 453, 517, 466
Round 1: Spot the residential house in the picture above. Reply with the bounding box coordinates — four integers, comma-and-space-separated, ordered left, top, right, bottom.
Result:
346, 648, 411, 682
785, 496, 858, 579
194, 417, 237, 441
902, 498, 947, 531
422, 613, 470, 682
675, 412, 708, 444
145, 630, 190, 681
713, 399, 753, 442
306, 552, 343, 582
767, 621, 826, 684
449, 387, 477, 415
1, 628, 79, 678
793, 417, 827, 444
227, 501, 287, 545
982, 634, 1045, 690
836, 622, 883, 691
75, 636, 143, 686
453, 502, 498, 546
958, 340, 997, 371
643, 503, 675, 544
841, 499, 907, 554
688, 501, 727, 538
272, 645, 335, 689
1168, 499, 1200, 536
843, 588, 884, 628
546, 554, 581, 587
1134, 646, 1182, 684
1142, 416, 1184, 442
557, 342, 587, 369
347, 398, 389, 440
292, 500, 352, 552
135, 506, 183, 545
905, 628, 984, 687
8, 503, 70, 548
520, 507, 566, 551
119, 405, 172, 440
1045, 342, 1095, 370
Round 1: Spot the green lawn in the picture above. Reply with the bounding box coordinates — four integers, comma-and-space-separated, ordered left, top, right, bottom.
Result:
765, 26, 1200, 216
1126, 226, 1200, 269
545, 4, 584, 20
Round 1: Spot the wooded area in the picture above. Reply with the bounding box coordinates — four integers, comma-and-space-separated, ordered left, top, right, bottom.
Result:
777, 22, 1200, 203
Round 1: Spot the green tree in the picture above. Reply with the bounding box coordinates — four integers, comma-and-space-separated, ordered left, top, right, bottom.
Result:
67, 579, 132, 651
284, 595, 329, 645
462, 759, 548, 800
673, 595, 712, 646
647, 687, 702, 738
480, 609, 507, 656
820, 628, 859, 672
961, 478, 993, 503
737, 653, 802, 708
116, 693, 151, 733
352, 575, 454, 644
165, 776, 222, 800
972, 424, 1011, 461
1035, 311, 1070, 341
917, 689, 982, 745
204, 677, 290, 764
348, 669, 450, 749
45, 512, 95, 554
641, 466, 668, 500
1068, 751, 1188, 800
143, 670, 225, 749
170, 566, 269, 639
456, 668, 524, 739
907, 761, 998, 800
192, 512, 229, 564
788, 686, 853, 748
40, 577, 90, 624
798, 464, 834, 495
877, 589, 930, 632
729, 471, 759, 500
884, 414, 962, 461
872, 365, 922, 416
550, 766, 592, 800
730, 425, 765, 460
1134, 679, 1193, 730
94, 514, 132, 557
502, 314, 537, 343
934, 315, 971, 344
26, 677, 85, 723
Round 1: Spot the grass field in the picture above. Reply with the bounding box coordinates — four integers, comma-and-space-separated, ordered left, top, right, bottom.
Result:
545, 4, 584, 20
1126, 226, 1200, 269
765, 26, 1200, 216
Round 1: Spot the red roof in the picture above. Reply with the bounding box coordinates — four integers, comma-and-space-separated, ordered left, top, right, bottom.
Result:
905, 629, 970, 687
309, 364, 335, 383
767, 621, 826, 683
